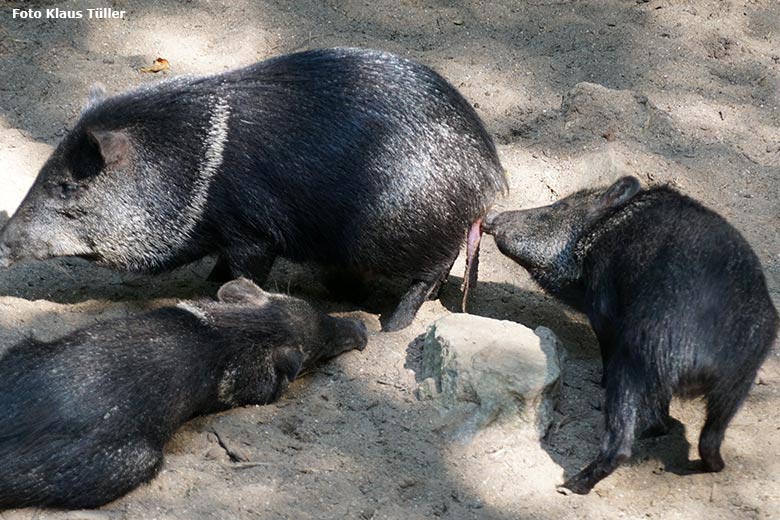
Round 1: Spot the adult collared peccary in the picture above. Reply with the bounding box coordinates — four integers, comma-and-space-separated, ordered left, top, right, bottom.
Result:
0, 48, 506, 331
483, 177, 778, 495
0, 278, 367, 510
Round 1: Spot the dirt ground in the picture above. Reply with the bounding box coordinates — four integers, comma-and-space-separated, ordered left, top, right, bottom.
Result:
1, 0, 779, 518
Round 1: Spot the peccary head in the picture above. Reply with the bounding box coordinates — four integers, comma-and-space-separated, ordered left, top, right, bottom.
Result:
483, 176, 641, 294
0, 84, 226, 271
211, 278, 368, 363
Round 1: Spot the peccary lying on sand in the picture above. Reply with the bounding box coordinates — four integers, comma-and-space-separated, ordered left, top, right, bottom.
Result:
483, 177, 778, 494
0, 278, 367, 510
0, 47, 506, 331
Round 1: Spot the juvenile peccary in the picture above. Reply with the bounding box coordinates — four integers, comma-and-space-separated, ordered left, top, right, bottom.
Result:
0, 48, 506, 331
483, 177, 778, 494
0, 278, 367, 510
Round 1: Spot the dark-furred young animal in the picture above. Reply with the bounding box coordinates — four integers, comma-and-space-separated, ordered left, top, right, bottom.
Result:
0, 278, 367, 509
484, 177, 778, 494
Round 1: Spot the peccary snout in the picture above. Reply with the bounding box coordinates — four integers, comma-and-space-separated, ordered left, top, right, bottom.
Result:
0, 198, 97, 267
481, 211, 499, 233
483, 177, 642, 296
324, 316, 368, 357
215, 277, 369, 361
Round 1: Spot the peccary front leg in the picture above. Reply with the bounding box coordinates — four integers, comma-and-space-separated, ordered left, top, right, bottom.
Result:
208, 242, 277, 284
561, 370, 639, 495
219, 346, 304, 408
588, 301, 619, 388
269, 347, 304, 401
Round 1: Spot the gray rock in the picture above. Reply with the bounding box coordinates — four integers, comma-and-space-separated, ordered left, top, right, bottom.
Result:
419, 314, 565, 442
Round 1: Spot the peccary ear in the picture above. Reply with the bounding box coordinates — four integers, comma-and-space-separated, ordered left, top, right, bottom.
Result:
88, 129, 131, 168
599, 176, 641, 210
217, 277, 270, 306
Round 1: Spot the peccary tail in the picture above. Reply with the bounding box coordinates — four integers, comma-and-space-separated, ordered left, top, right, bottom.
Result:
461, 218, 483, 312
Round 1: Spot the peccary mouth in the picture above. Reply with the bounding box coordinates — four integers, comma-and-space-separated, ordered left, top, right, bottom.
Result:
0, 243, 101, 268
74, 252, 102, 262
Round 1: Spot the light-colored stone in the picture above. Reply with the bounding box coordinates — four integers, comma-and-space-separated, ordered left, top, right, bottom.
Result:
419, 313, 565, 442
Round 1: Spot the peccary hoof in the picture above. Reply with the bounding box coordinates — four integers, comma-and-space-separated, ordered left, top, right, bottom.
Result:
700, 457, 725, 473
559, 477, 593, 495
382, 316, 410, 333
639, 420, 671, 439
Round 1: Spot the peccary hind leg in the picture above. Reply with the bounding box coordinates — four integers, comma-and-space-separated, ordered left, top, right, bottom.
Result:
383, 278, 440, 332
46, 437, 163, 509
561, 369, 640, 495
698, 380, 752, 472
383, 252, 458, 332
639, 395, 672, 439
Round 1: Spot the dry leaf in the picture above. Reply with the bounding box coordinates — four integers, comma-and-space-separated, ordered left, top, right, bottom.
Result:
140, 57, 170, 73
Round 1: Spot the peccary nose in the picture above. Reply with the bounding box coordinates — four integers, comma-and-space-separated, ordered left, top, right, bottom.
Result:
482, 211, 499, 234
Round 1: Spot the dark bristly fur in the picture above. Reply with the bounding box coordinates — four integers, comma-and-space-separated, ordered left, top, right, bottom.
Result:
484, 177, 778, 494
0, 48, 506, 331
0, 279, 367, 510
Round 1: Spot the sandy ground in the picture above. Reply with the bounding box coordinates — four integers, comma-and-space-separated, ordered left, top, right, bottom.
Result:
0, 0, 779, 518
